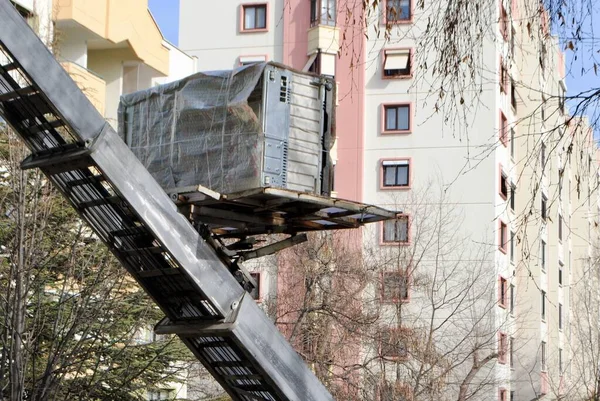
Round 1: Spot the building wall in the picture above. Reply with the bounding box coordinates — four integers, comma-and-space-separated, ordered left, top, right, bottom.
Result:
179, 0, 284, 70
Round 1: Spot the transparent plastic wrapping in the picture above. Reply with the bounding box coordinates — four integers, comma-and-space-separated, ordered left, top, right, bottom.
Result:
118, 63, 267, 194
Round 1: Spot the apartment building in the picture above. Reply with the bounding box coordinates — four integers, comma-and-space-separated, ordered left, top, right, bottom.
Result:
179, 0, 600, 400
8, 1, 197, 400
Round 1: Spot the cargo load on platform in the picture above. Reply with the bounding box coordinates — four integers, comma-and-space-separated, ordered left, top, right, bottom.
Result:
118, 62, 335, 197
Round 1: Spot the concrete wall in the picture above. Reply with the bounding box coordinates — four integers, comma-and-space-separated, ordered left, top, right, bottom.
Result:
179, 0, 284, 71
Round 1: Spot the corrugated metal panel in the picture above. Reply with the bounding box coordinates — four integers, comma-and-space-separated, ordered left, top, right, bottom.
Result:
286, 72, 323, 193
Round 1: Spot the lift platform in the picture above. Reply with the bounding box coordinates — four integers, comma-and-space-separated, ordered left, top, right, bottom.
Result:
0, 2, 397, 400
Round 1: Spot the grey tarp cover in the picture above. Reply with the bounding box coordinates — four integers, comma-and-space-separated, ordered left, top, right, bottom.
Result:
118, 63, 267, 194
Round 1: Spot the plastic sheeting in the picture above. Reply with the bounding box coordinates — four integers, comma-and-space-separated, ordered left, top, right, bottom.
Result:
118, 63, 268, 194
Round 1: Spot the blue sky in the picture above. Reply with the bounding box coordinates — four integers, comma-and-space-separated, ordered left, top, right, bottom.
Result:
148, 0, 179, 45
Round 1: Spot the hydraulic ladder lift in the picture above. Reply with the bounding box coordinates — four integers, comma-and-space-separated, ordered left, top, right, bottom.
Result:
0, 1, 397, 399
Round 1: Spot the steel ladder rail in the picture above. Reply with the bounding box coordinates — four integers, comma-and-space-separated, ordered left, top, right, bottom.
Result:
0, 2, 334, 401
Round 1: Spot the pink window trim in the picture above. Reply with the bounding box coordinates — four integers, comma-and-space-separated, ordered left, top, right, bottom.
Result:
498, 332, 508, 364
380, 214, 411, 246
499, 220, 508, 253
238, 54, 269, 67
381, 103, 413, 135
498, 275, 508, 308
381, 269, 412, 304
499, 388, 508, 401
499, 110, 508, 147
381, 47, 414, 80
379, 157, 412, 189
499, 56, 508, 94
239, 3, 270, 33
499, 3, 508, 41
381, 0, 414, 25
499, 164, 508, 200
378, 327, 411, 361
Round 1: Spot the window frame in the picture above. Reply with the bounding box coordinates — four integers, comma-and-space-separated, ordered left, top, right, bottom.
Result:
558, 214, 563, 241
499, 221, 508, 253
238, 54, 268, 67
380, 158, 412, 189
378, 327, 410, 360
381, 270, 410, 303
240, 3, 269, 32
383, 0, 413, 25
499, 57, 508, 93
510, 231, 515, 264
498, 276, 508, 308
382, 48, 413, 79
500, 111, 508, 146
541, 290, 546, 321
510, 182, 516, 211
541, 341, 547, 371
510, 284, 515, 315
309, 0, 336, 27
382, 103, 412, 134
541, 194, 547, 221
541, 240, 546, 271
510, 126, 516, 159
499, 332, 508, 364
381, 215, 411, 245
559, 303, 563, 330
558, 260, 563, 286
499, 3, 509, 41
510, 337, 515, 369
249, 271, 262, 301
500, 167, 508, 200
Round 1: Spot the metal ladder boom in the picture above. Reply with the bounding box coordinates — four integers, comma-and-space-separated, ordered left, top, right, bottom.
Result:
0, 2, 333, 400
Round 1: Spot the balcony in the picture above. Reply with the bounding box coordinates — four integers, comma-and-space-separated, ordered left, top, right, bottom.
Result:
307, 24, 340, 56
61, 61, 106, 115
54, 0, 169, 75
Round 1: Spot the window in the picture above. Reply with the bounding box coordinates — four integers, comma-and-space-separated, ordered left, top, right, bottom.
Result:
559, 348, 563, 374
383, 104, 411, 132
510, 183, 516, 211
510, 231, 515, 263
242, 4, 267, 31
379, 328, 409, 359
499, 276, 508, 307
510, 25, 516, 58
540, 101, 546, 122
559, 85, 566, 114
510, 337, 515, 368
511, 78, 517, 110
500, 111, 508, 146
541, 341, 547, 370
500, 59, 508, 93
510, 127, 516, 158
499, 389, 507, 401
250, 272, 261, 300
558, 214, 563, 241
382, 271, 409, 302
559, 303, 563, 330
239, 55, 267, 66
499, 221, 508, 253
541, 240, 546, 271
510, 284, 515, 314
310, 0, 336, 26
510, 391, 515, 401
541, 194, 547, 221
377, 381, 412, 401
499, 4, 508, 40
382, 160, 410, 187
383, 216, 410, 243
499, 332, 508, 364
383, 49, 412, 78
148, 389, 174, 401
500, 169, 508, 199
386, 0, 411, 23
558, 261, 563, 286
541, 290, 546, 321
541, 141, 546, 168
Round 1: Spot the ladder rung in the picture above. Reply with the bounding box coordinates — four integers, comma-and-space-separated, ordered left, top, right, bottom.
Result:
78, 195, 121, 209
197, 341, 230, 348
212, 361, 252, 368
121, 246, 164, 255
224, 374, 263, 381
137, 269, 180, 278
110, 226, 149, 238
21, 146, 91, 173
0, 62, 17, 72
27, 119, 64, 134
0, 86, 36, 102
66, 175, 106, 189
